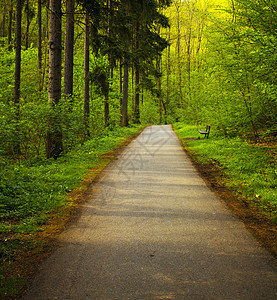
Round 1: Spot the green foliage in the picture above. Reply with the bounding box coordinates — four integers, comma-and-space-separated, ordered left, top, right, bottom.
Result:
0, 270, 25, 299
174, 123, 277, 218
0, 125, 142, 234
161, 0, 277, 140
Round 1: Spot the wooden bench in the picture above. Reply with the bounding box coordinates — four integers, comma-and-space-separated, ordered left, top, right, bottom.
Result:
199, 125, 211, 139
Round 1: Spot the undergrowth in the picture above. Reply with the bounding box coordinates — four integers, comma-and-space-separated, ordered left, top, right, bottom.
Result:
174, 123, 277, 220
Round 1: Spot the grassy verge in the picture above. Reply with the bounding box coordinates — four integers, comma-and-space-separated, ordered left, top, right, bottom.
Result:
173, 123, 277, 220
0, 124, 143, 298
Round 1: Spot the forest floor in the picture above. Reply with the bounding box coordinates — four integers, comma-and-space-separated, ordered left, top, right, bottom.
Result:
1, 125, 276, 299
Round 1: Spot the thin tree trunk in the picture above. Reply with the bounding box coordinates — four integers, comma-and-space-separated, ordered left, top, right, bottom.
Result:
104, 79, 110, 126
38, 0, 42, 90
64, 0, 75, 98
165, 28, 171, 125
8, 1, 13, 51
41, 7, 49, 91
134, 21, 140, 124
25, 0, 30, 49
121, 56, 129, 127
46, 0, 63, 159
104, 0, 111, 127
13, 0, 22, 155
83, 12, 90, 137
119, 58, 123, 108
175, 1, 183, 108
156, 54, 162, 124
134, 67, 140, 123
14, 0, 21, 107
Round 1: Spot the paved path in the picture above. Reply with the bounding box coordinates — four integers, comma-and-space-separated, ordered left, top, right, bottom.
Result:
25, 125, 277, 299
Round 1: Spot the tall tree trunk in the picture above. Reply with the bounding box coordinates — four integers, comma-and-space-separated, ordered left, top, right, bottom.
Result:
119, 58, 123, 108
13, 0, 22, 155
83, 12, 90, 137
104, 75, 110, 126
14, 0, 21, 107
25, 0, 30, 49
134, 67, 140, 123
134, 21, 140, 124
46, 0, 63, 159
156, 54, 162, 124
104, 0, 111, 127
64, 0, 75, 98
121, 56, 129, 127
8, 1, 13, 51
38, 0, 42, 90
41, 7, 49, 91
165, 28, 171, 125
175, 1, 183, 108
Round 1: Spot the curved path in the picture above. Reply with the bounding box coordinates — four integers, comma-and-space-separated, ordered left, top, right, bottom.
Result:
25, 125, 277, 299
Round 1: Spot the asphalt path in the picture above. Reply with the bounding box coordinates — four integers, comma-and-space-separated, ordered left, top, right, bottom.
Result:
24, 125, 277, 299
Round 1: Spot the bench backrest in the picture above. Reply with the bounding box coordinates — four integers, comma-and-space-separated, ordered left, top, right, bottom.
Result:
206, 125, 211, 133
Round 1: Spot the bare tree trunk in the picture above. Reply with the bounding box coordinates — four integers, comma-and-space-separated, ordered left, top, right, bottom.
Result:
165, 28, 171, 125
134, 21, 140, 124
13, 0, 22, 155
134, 67, 140, 123
14, 0, 21, 107
64, 0, 75, 98
156, 54, 162, 124
119, 58, 123, 108
25, 0, 30, 49
41, 7, 49, 91
38, 0, 42, 90
121, 56, 129, 127
8, 0, 13, 51
104, 0, 111, 127
175, 0, 183, 108
104, 78, 110, 126
83, 12, 90, 137
46, 0, 63, 159
177, 14, 182, 108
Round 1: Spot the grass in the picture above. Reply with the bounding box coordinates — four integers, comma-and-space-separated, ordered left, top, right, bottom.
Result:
174, 122, 277, 219
0, 124, 143, 298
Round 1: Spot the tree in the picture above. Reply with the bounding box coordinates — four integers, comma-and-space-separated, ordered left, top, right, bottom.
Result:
83, 11, 90, 137
38, 0, 42, 90
46, 0, 63, 159
121, 55, 129, 127
64, 0, 75, 98
8, 0, 14, 51
134, 21, 140, 124
13, 0, 22, 154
